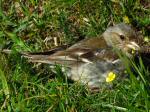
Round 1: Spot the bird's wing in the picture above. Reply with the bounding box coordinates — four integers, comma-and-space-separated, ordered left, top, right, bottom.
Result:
23, 46, 119, 67
69, 36, 108, 49
22, 35, 120, 67
23, 47, 92, 66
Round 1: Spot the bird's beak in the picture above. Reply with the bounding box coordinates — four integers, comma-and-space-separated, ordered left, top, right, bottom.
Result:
125, 41, 141, 56
126, 41, 140, 51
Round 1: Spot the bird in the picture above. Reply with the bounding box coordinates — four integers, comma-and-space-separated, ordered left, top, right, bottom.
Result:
3, 23, 142, 91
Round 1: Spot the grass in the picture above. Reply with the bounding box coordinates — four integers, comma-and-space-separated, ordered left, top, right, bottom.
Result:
0, 0, 150, 111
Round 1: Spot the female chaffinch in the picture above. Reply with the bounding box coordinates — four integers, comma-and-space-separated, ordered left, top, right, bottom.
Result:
22, 23, 142, 91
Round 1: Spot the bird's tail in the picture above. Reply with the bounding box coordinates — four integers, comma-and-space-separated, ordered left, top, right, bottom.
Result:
1, 45, 69, 64
1, 44, 77, 66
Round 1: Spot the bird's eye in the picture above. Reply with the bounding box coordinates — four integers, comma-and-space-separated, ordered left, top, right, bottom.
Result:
119, 35, 125, 40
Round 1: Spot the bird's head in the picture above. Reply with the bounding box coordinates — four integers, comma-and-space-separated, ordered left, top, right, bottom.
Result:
102, 23, 141, 57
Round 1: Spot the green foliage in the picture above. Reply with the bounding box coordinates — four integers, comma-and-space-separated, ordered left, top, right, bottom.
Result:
0, 0, 150, 111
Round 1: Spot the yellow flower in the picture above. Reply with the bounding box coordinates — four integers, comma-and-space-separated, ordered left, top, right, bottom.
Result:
144, 36, 149, 42
131, 49, 135, 54
106, 72, 116, 82
124, 70, 127, 74
123, 16, 130, 23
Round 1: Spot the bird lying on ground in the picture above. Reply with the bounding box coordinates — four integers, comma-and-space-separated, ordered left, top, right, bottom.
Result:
2, 23, 144, 91
19, 23, 143, 91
